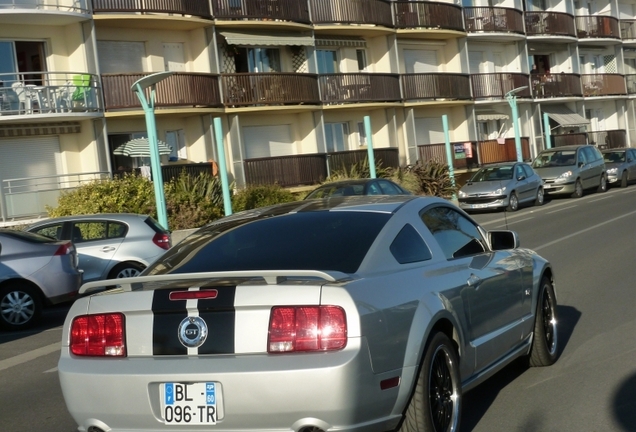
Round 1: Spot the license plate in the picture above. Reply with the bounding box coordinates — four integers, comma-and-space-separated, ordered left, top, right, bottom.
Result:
543, 184, 553, 189
162, 382, 217, 425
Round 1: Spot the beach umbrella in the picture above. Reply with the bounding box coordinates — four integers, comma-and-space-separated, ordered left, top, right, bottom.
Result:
113, 138, 172, 157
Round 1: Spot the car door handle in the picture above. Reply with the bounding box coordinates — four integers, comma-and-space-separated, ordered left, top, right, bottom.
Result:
100, 247, 116, 252
467, 273, 482, 288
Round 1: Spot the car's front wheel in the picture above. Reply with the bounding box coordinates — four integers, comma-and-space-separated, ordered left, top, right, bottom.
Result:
108, 262, 145, 279
597, 174, 607, 193
571, 179, 583, 198
0, 283, 42, 330
529, 276, 558, 367
507, 192, 519, 212
400, 332, 461, 432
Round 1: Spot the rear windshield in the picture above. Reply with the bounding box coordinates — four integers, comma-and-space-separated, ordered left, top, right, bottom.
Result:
144, 212, 391, 275
144, 216, 169, 234
305, 184, 365, 199
0, 229, 57, 244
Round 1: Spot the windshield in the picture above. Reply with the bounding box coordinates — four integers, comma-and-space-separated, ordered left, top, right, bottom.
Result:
470, 166, 514, 182
603, 151, 625, 163
532, 150, 577, 168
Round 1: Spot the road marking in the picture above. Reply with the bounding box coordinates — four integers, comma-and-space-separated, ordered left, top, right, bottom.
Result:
589, 195, 614, 202
496, 217, 534, 228
0, 343, 60, 373
533, 209, 636, 252
546, 205, 578, 214
44, 367, 58, 374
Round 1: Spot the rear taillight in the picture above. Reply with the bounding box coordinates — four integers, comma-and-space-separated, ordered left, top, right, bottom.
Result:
152, 232, 171, 250
54, 242, 73, 256
268, 306, 347, 353
70, 313, 126, 357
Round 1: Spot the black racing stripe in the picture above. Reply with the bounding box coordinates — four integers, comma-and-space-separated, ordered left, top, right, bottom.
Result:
198, 285, 236, 355
152, 289, 188, 355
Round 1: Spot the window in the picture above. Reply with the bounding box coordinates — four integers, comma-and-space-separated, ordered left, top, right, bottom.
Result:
356, 49, 367, 72
32, 223, 64, 240
0, 41, 46, 86
316, 50, 338, 73
97, 41, 146, 73
357, 122, 367, 146
166, 130, 186, 161
420, 206, 486, 260
234, 48, 281, 73
109, 132, 149, 171
522, 164, 535, 178
390, 224, 432, 264
325, 122, 349, 152
73, 221, 127, 243
378, 180, 403, 194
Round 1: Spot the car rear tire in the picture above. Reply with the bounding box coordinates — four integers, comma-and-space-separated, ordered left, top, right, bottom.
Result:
108, 262, 145, 279
621, 171, 628, 188
507, 192, 519, 212
0, 283, 42, 330
399, 332, 461, 432
529, 276, 558, 367
534, 188, 544, 206
571, 179, 583, 198
597, 174, 607, 193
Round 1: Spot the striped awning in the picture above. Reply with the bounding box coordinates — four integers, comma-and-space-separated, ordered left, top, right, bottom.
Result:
476, 111, 509, 121
220, 31, 314, 46
315, 37, 366, 48
542, 105, 590, 127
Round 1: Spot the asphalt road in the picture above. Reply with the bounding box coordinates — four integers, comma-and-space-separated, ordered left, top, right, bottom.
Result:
1, 186, 635, 432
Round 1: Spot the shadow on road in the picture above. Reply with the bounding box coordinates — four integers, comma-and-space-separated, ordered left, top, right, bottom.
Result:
613, 372, 636, 431
0, 303, 71, 343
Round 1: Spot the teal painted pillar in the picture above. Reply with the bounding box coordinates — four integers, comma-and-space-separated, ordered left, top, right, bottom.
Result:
442, 115, 457, 200
543, 112, 552, 149
213, 117, 233, 216
363, 115, 376, 178
506, 93, 524, 162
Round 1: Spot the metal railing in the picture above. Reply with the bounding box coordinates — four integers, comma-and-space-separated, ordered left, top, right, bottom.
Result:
401, 73, 472, 101
92, 0, 210, 17
575, 15, 620, 39
621, 19, 636, 40
551, 130, 627, 149
319, 73, 401, 104
471, 73, 531, 100
212, 0, 310, 23
525, 11, 576, 37
0, 0, 89, 13
393, 1, 464, 31
310, 0, 392, 26
101, 73, 222, 110
531, 73, 582, 98
464, 7, 524, 34
0, 171, 109, 221
581, 74, 627, 97
0, 71, 102, 116
221, 73, 320, 107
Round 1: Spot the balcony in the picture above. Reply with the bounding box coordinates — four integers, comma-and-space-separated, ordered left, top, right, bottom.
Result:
551, 130, 626, 149
464, 7, 524, 35
319, 73, 401, 105
212, 0, 310, 24
221, 73, 320, 107
471, 73, 531, 100
0, 71, 102, 119
621, 20, 636, 41
626, 74, 636, 94
525, 11, 576, 38
581, 74, 627, 97
101, 73, 222, 110
401, 73, 472, 102
575, 15, 620, 40
92, 0, 210, 18
0, 0, 90, 25
393, 1, 464, 33
417, 138, 530, 170
310, 0, 392, 28
531, 73, 582, 98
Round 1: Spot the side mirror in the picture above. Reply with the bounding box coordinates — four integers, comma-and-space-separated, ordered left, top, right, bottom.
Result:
0, 241, 2, 256
489, 230, 520, 250
517, 175, 526, 181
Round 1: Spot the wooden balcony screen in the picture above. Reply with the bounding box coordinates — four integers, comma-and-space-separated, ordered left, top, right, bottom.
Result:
319, 73, 401, 104
212, 0, 310, 23
221, 73, 320, 107
575, 15, 620, 39
531, 73, 582, 98
464, 7, 524, 34
620, 20, 636, 39
551, 133, 587, 148
402, 73, 472, 101
581, 74, 627, 97
417, 143, 477, 170
477, 138, 531, 163
471, 73, 531, 100
310, 0, 393, 27
91, 0, 211, 17
525, 11, 576, 37
393, 1, 464, 31
101, 73, 222, 110
551, 130, 626, 149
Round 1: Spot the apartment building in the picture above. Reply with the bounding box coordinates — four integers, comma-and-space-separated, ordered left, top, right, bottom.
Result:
0, 0, 634, 222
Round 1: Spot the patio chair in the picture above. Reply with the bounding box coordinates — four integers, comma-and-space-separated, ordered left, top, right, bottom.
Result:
71, 74, 93, 110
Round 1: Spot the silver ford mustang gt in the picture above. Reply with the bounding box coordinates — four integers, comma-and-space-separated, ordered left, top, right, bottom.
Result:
58, 196, 558, 432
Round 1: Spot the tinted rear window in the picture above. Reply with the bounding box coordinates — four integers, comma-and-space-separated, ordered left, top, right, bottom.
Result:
145, 212, 391, 274
0, 229, 57, 244
144, 216, 169, 234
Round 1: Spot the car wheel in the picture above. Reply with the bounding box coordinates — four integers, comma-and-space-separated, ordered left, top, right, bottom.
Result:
621, 171, 628, 188
400, 332, 461, 432
597, 174, 607, 193
108, 262, 145, 279
529, 276, 558, 367
534, 188, 544, 206
507, 192, 519, 212
571, 179, 583, 198
0, 283, 42, 330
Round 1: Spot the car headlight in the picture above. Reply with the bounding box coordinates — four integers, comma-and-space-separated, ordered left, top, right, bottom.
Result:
606, 167, 618, 175
494, 187, 506, 195
458, 190, 467, 197
554, 171, 573, 182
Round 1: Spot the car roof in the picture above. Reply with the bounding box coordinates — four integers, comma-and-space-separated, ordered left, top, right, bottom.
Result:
539, 145, 586, 152
314, 178, 387, 187
602, 148, 628, 152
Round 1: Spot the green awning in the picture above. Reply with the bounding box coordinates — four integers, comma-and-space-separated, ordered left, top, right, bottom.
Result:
315, 37, 366, 48
542, 105, 590, 128
220, 31, 314, 46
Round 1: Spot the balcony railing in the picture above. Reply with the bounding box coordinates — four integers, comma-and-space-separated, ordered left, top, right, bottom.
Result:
221, 73, 320, 107
581, 74, 627, 97
551, 130, 626, 149
212, 0, 310, 23
464, 7, 524, 34
471, 73, 531, 100
0, 0, 89, 13
402, 73, 472, 101
310, 0, 392, 27
92, 0, 210, 18
0, 71, 101, 116
101, 73, 222, 110
575, 15, 620, 39
525, 11, 576, 37
393, 1, 464, 32
243, 148, 399, 187
417, 142, 478, 170
531, 73, 582, 98
319, 73, 401, 104
621, 20, 636, 40
417, 138, 530, 169
626, 74, 636, 94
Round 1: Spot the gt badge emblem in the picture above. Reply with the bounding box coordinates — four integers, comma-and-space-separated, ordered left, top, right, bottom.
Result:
178, 316, 208, 349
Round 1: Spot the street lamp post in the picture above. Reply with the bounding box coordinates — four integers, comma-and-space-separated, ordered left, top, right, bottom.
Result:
506, 86, 528, 163
131, 71, 174, 231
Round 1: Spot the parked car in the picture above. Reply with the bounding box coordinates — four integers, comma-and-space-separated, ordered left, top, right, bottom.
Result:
531, 144, 606, 198
0, 229, 81, 330
602, 148, 636, 188
458, 162, 544, 212
26, 214, 171, 282
304, 178, 412, 199
59, 196, 558, 432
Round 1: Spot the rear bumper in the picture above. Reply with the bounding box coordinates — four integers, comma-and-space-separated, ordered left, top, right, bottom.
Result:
58, 338, 403, 432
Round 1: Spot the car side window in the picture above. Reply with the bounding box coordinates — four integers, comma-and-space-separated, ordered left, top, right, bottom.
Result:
578, 149, 587, 165
390, 224, 432, 264
515, 165, 525, 179
367, 182, 383, 195
522, 164, 535, 178
73, 222, 108, 243
32, 223, 64, 240
420, 206, 487, 260
378, 180, 401, 194
582, 147, 596, 163
107, 222, 127, 239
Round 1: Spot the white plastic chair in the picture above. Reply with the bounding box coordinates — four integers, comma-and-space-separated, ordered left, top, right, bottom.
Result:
11, 82, 33, 114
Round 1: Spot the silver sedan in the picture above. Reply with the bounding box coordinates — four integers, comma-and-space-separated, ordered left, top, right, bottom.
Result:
602, 148, 636, 188
59, 196, 558, 432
